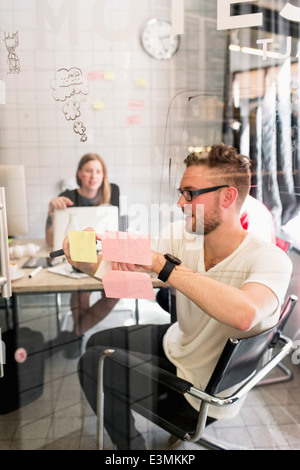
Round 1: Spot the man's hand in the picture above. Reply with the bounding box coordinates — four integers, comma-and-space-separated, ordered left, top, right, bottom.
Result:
111, 251, 161, 274
62, 229, 164, 278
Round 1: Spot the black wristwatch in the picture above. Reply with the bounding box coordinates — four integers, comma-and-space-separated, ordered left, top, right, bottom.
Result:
158, 253, 182, 282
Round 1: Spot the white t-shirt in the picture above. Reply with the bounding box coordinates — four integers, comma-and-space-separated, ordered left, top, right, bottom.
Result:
152, 221, 292, 418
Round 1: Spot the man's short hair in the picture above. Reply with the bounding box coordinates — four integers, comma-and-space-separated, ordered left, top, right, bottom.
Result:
184, 143, 251, 208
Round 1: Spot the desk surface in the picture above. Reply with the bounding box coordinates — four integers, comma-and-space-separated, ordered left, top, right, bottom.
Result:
10, 239, 165, 294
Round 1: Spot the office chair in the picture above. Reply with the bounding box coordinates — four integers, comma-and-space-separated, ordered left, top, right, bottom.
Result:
96, 294, 298, 450
256, 292, 297, 386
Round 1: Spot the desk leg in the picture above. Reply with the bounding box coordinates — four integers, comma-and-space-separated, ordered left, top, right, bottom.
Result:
11, 294, 19, 328
4, 298, 12, 330
55, 293, 62, 333
135, 299, 139, 324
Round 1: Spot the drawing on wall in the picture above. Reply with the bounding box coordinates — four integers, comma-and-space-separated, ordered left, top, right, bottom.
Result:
4, 31, 21, 74
73, 121, 87, 140
51, 67, 90, 142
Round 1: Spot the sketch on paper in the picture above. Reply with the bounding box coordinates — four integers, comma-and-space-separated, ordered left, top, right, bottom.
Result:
51, 67, 90, 141
4, 31, 21, 74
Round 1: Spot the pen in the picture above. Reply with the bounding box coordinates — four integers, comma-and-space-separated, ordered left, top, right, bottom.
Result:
49, 249, 64, 258
50, 240, 100, 259
29, 265, 43, 278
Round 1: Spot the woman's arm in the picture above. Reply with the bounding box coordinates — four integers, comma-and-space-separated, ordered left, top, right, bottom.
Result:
45, 196, 74, 247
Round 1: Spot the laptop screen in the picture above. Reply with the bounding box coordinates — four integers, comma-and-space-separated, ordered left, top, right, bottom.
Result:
53, 205, 119, 250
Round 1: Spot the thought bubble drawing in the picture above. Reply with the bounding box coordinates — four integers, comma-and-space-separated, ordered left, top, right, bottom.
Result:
63, 101, 81, 120
73, 121, 87, 142
51, 67, 89, 141
51, 67, 89, 101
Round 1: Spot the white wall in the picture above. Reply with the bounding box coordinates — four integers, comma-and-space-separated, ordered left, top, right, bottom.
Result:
0, 0, 226, 239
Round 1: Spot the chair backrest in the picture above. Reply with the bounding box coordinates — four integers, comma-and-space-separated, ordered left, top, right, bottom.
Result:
205, 295, 298, 395
110, 183, 120, 208
278, 294, 297, 330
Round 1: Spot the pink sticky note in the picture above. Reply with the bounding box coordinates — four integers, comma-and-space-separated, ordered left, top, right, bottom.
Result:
102, 270, 155, 299
102, 231, 152, 265
126, 115, 142, 126
87, 70, 103, 82
128, 100, 144, 110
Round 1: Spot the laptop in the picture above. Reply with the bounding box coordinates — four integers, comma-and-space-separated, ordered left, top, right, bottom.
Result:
53, 205, 119, 250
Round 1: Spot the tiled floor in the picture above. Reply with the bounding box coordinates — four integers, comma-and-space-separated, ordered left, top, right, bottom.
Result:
0, 292, 300, 450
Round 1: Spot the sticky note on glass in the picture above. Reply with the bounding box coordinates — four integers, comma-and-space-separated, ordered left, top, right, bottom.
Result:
102, 270, 155, 299
69, 230, 97, 263
104, 70, 115, 80
126, 115, 141, 126
129, 100, 144, 110
102, 231, 152, 265
136, 78, 147, 88
87, 70, 103, 82
93, 100, 105, 110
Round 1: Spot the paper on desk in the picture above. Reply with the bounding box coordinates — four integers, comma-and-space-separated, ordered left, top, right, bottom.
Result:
101, 231, 152, 265
69, 230, 98, 263
102, 270, 155, 299
47, 264, 88, 279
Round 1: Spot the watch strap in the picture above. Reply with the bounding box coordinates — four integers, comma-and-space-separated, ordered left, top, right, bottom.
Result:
158, 259, 176, 282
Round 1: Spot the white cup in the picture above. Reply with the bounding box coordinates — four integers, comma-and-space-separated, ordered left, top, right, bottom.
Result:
9, 262, 18, 278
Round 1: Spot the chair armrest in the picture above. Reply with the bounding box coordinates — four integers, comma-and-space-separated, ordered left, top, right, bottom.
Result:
102, 348, 193, 395
188, 335, 294, 407
98, 334, 293, 409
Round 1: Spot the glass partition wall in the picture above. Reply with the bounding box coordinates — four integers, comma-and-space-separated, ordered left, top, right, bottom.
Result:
225, 2, 300, 236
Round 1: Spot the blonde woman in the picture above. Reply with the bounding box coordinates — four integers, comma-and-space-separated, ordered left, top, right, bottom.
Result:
46, 153, 119, 358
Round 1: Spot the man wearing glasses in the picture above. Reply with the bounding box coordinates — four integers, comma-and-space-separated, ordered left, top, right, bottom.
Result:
63, 142, 292, 450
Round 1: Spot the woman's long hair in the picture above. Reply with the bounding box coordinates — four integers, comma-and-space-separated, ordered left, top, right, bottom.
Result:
76, 153, 111, 205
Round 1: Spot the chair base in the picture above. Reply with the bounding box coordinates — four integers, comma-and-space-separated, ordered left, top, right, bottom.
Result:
196, 437, 227, 450
168, 434, 227, 451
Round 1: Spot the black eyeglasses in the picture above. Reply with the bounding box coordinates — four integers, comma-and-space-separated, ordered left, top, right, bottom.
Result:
177, 185, 229, 202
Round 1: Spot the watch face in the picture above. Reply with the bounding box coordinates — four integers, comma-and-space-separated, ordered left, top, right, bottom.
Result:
165, 253, 182, 265
140, 19, 180, 60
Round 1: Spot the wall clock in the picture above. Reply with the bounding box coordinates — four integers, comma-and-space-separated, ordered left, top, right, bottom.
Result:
140, 18, 180, 60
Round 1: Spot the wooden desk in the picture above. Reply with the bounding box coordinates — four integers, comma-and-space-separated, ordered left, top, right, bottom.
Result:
9, 239, 165, 328
12, 264, 106, 294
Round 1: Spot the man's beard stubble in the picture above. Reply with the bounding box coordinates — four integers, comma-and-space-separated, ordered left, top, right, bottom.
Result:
183, 202, 222, 235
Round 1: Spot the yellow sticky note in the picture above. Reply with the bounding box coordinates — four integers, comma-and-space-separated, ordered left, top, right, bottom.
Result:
93, 100, 105, 110
103, 70, 115, 80
69, 230, 97, 263
136, 78, 147, 88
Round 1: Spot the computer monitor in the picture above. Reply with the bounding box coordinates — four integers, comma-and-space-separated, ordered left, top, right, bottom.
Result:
0, 165, 29, 237
53, 205, 119, 250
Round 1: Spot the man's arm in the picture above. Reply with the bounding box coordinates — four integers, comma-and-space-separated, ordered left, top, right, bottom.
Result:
149, 251, 286, 332
62, 233, 290, 332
